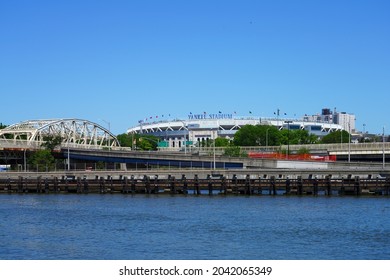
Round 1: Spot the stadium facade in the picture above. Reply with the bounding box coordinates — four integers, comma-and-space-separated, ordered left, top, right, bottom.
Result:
127, 109, 354, 149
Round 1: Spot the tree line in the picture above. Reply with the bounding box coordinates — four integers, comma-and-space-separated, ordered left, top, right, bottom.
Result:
115, 125, 352, 152
231, 125, 352, 146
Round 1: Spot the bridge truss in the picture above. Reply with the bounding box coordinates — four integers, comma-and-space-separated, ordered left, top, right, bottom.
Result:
0, 119, 120, 149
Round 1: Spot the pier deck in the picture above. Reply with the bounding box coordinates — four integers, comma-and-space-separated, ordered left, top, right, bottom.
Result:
1, 174, 390, 196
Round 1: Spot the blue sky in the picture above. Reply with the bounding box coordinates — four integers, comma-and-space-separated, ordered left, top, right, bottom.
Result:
1, 0, 389, 134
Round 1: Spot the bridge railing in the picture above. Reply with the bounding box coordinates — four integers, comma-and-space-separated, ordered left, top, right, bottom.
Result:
180, 143, 390, 156
0, 139, 127, 151
0, 139, 40, 149
60, 143, 132, 152
2, 138, 390, 155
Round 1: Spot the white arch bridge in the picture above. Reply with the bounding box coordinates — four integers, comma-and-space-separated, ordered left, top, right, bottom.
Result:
0, 119, 120, 150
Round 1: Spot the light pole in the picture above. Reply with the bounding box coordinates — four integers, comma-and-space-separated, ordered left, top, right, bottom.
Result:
212, 129, 216, 170
66, 129, 72, 171
383, 126, 385, 169
363, 123, 366, 142
285, 121, 293, 159
274, 109, 287, 129
67, 142, 70, 171
348, 122, 351, 163
274, 109, 280, 127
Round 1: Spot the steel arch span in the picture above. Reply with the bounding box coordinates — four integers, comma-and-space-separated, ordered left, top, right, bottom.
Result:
0, 119, 120, 148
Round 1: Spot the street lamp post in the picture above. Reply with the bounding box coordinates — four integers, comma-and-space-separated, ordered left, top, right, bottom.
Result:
348, 122, 351, 163
285, 121, 293, 159
212, 129, 216, 170
363, 123, 366, 142
274, 109, 280, 127
184, 134, 187, 155
383, 126, 386, 169
67, 142, 70, 171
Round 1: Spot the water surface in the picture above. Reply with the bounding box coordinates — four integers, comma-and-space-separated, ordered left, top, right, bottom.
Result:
0, 194, 389, 259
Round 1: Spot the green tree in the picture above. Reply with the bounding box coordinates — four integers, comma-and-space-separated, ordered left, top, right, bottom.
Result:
41, 135, 63, 150
233, 125, 280, 146
138, 134, 159, 150
321, 130, 351, 144
0, 123, 13, 139
117, 133, 134, 147
233, 125, 258, 146
117, 133, 159, 150
28, 149, 55, 171
297, 147, 310, 155
279, 129, 318, 145
223, 146, 247, 157
215, 137, 231, 147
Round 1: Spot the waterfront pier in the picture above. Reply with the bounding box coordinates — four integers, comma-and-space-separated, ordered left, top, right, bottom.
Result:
2, 172, 390, 196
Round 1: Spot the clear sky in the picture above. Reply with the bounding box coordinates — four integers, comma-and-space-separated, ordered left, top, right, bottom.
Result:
1, 0, 389, 134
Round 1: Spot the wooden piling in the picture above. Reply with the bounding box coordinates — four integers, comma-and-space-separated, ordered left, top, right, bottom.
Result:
83, 177, 89, 193
6, 178, 11, 192
37, 176, 42, 193
100, 177, 106, 193
285, 176, 291, 195
313, 177, 319, 196
297, 176, 303, 195
245, 174, 252, 195
154, 175, 159, 194
122, 176, 128, 193
64, 176, 69, 193
270, 176, 276, 196
108, 175, 114, 193
77, 177, 82, 193
193, 174, 200, 195
181, 175, 188, 194
339, 177, 345, 195
130, 175, 136, 194
170, 175, 176, 194
207, 175, 213, 195
385, 177, 390, 196
232, 174, 238, 194
325, 175, 332, 196
221, 176, 227, 195
44, 178, 50, 193
54, 177, 59, 193
144, 175, 151, 194
354, 176, 361, 196
258, 176, 263, 195
18, 176, 23, 193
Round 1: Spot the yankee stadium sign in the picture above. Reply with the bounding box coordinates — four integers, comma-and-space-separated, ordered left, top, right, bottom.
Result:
188, 113, 233, 120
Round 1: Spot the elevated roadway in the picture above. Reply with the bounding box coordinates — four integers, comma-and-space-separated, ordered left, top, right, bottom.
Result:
2, 139, 390, 174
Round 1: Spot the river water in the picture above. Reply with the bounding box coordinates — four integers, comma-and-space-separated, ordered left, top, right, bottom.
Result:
0, 194, 389, 260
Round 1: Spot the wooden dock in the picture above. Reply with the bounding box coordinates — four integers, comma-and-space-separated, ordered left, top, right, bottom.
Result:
1, 174, 390, 196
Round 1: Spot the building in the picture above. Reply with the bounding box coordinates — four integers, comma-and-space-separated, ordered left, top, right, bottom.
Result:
334, 112, 356, 132
127, 111, 344, 149
304, 108, 356, 132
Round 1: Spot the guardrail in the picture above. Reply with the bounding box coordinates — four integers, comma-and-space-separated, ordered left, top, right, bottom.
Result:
0, 139, 128, 151
168, 143, 390, 155
2, 139, 390, 155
